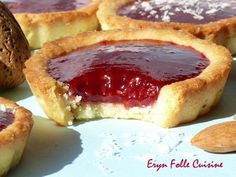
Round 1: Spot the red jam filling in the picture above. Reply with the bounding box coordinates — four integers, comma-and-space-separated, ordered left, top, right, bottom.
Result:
47, 40, 209, 108
118, 0, 236, 24
3, 0, 91, 13
0, 108, 14, 131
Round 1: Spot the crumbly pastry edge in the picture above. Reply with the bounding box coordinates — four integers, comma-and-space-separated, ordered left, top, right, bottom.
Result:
97, 0, 236, 55
0, 97, 33, 176
13, 0, 101, 49
24, 28, 232, 128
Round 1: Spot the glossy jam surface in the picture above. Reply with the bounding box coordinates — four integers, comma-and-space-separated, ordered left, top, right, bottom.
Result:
3, 0, 91, 13
48, 40, 209, 108
0, 108, 14, 131
118, 0, 236, 24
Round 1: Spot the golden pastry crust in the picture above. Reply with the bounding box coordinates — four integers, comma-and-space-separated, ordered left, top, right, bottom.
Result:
24, 28, 232, 128
97, 0, 236, 55
11, 0, 101, 49
0, 97, 33, 176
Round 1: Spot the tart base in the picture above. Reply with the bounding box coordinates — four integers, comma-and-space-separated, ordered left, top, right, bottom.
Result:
97, 0, 236, 55
11, 0, 101, 49
24, 29, 232, 128
0, 97, 33, 176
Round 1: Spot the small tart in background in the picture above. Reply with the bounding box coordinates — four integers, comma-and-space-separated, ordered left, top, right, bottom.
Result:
97, 0, 236, 55
0, 97, 33, 176
2, 0, 101, 49
24, 28, 232, 128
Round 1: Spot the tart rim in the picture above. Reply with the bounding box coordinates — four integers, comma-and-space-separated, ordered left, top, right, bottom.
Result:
97, 0, 236, 55
0, 97, 33, 176
24, 28, 232, 127
8, 0, 101, 49
0, 97, 33, 144
13, 0, 100, 25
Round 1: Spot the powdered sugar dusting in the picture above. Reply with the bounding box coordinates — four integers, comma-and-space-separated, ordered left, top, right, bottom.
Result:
0, 105, 15, 114
95, 129, 185, 174
119, 0, 236, 23
0, 105, 7, 112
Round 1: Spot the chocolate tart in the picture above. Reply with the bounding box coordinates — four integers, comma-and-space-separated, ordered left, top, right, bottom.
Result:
0, 97, 33, 176
97, 0, 236, 55
24, 29, 232, 128
2, 0, 101, 49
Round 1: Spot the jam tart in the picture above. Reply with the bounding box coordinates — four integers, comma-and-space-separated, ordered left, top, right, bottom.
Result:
2, 0, 101, 49
0, 97, 33, 176
97, 0, 236, 55
24, 28, 232, 128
